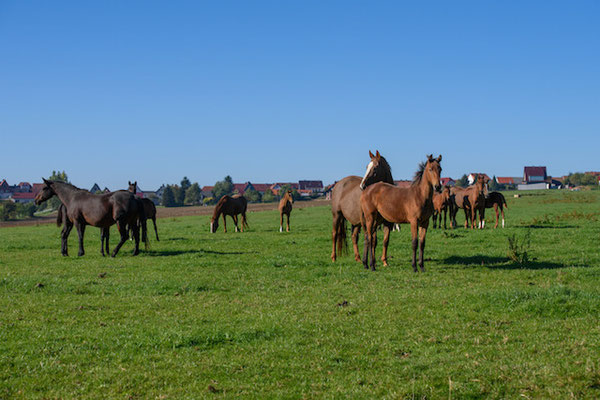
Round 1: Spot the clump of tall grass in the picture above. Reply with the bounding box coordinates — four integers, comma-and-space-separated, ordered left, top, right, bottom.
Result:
507, 230, 531, 265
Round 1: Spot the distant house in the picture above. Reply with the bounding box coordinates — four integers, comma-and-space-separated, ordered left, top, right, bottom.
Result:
0, 179, 10, 196
17, 182, 32, 192
247, 183, 273, 194
523, 166, 547, 183
496, 177, 515, 185
10, 192, 36, 203
270, 182, 299, 193
90, 183, 102, 193
440, 177, 455, 187
201, 185, 214, 198
299, 180, 324, 192
467, 173, 491, 185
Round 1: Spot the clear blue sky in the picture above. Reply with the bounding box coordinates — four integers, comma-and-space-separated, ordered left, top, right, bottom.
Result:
1, 1, 598, 190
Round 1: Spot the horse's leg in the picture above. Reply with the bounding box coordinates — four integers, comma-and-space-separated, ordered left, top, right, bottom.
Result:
418, 223, 428, 272
233, 215, 239, 232
410, 222, 418, 272
286, 213, 290, 232
331, 215, 339, 262
443, 208, 447, 229
370, 228, 378, 271
470, 206, 477, 229
501, 205, 505, 228
75, 222, 86, 257
222, 214, 227, 233
280, 212, 284, 233
152, 217, 159, 241
105, 227, 110, 255
463, 207, 469, 229
493, 204, 499, 229
61, 221, 73, 256
362, 227, 370, 269
432, 211, 437, 229
111, 221, 128, 257
352, 225, 361, 262
381, 222, 391, 267
132, 221, 140, 256
100, 228, 106, 256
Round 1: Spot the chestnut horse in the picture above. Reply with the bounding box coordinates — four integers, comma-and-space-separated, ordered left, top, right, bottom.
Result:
35, 179, 146, 257
432, 185, 452, 229
483, 191, 508, 228
210, 194, 248, 233
360, 155, 442, 272
450, 175, 489, 229
128, 181, 159, 241
331, 150, 394, 262
278, 190, 293, 232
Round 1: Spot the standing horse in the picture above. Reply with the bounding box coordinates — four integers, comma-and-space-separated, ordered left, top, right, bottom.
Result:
278, 190, 294, 232
35, 179, 145, 257
360, 155, 442, 272
56, 203, 111, 256
483, 191, 508, 228
331, 150, 394, 262
450, 175, 489, 229
210, 194, 248, 233
128, 181, 159, 241
432, 185, 452, 229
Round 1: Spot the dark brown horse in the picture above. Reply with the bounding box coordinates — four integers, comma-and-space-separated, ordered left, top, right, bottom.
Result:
210, 194, 248, 233
56, 203, 111, 256
35, 179, 145, 257
360, 155, 442, 272
432, 185, 452, 229
128, 181, 159, 241
450, 175, 489, 229
278, 189, 293, 232
483, 191, 508, 228
331, 150, 394, 262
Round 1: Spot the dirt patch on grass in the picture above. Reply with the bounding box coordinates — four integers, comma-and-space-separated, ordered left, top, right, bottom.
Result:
0, 199, 331, 228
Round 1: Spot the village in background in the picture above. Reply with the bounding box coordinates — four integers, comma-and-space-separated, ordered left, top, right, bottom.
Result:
1, 166, 599, 221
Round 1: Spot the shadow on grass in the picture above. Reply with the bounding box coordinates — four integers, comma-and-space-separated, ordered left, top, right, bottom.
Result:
515, 224, 577, 229
443, 255, 570, 270
145, 249, 255, 257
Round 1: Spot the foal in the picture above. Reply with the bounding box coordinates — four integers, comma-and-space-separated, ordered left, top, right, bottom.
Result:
278, 190, 293, 232
432, 185, 452, 229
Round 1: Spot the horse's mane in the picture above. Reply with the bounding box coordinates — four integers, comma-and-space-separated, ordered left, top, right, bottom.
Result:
412, 161, 427, 186
50, 180, 89, 192
212, 195, 229, 219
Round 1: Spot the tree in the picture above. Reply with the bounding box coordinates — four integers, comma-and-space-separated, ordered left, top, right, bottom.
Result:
16, 202, 37, 218
213, 175, 234, 200
455, 174, 469, 187
203, 197, 214, 206
171, 185, 184, 206
39, 170, 70, 211
0, 201, 17, 221
184, 183, 202, 205
161, 185, 176, 207
179, 177, 191, 204
488, 176, 500, 191
262, 190, 276, 203
279, 184, 301, 201
244, 188, 261, 203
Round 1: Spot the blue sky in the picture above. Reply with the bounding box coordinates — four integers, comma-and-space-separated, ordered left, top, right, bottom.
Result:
1, 1, 598, 190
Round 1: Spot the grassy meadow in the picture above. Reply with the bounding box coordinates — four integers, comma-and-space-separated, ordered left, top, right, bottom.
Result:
1, 189, 600, 399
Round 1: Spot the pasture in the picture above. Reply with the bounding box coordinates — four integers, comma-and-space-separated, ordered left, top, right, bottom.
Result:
1, 190, 599, 399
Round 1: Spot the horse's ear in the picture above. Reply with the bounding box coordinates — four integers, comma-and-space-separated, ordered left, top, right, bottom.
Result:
437, 155, 442, 162
42, 178, 50, 185
375, 150, 381, 159
369, 150, 375, 159
128, 181, 131, 185
427, 154, 433, 162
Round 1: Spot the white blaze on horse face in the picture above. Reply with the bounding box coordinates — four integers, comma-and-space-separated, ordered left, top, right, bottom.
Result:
360, 161, 375, 190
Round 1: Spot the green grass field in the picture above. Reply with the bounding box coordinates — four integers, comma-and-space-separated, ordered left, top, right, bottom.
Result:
1, 190, 600, 399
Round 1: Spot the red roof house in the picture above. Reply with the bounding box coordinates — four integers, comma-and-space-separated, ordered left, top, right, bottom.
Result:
523, 166, 547, 183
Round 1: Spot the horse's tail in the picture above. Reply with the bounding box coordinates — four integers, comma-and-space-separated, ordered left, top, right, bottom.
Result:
500, 193, 508, 209
56, 204, 65, 227
335, 217, 348, 255
241, 212, 249, 229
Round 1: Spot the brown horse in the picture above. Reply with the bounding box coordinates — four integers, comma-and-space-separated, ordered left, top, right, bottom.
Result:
35, 179, 146, 257
56, 203, 111, 256
450, 175, 489, 229
483, 191, 508, 228
432, 185, 452, 229
128, 181, 159, 241
360, 155, 442, 272
278, 190, 293, 232
331, 150, 394, 262
210, 194, 248, 233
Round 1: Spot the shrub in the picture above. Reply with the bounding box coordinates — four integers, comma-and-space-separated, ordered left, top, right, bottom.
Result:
507, 230, 531, 265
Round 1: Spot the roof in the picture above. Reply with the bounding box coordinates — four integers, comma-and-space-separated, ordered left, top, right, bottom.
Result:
0, 179, 9, 188
232, 183, 248, 194
299, 180, 323, 189
18, 182, 31, 187
201, 186, 214, 193
440, 177, 455, 185
249, 183, 272, 192
11, 192, 36, 199
496, 177, 514, 184
524, 166, 547, 178
32, 183, 45, 194
271, 182, 300, 190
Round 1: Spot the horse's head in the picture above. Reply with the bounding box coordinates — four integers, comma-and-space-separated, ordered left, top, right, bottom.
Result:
286, 190, 294, 203
35, 178, 56, 205
360, 150, 389, 190
424, 154, 443, 192
210, 217, 218, 233
476, 174, 488, 197
128, 181, 137, 194
442, 184, 451, 200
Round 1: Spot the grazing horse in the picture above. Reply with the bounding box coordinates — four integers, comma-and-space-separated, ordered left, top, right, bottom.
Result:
35, 179, 145, 257
483, 191, 508, 228
450, 176, 489, 229
331, 150, 394, 262
360, 155, 442, 272
128, 181, 159, 241
210, 194, 248, 233
432, 185, 452, 229
278, 190, 294, 232
56, 203, 111, 256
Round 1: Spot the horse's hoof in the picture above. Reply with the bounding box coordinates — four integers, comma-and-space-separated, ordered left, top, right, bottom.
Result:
382, 261, 389, 267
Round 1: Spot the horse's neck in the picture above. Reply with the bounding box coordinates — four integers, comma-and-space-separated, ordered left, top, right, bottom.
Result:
52, 183, 77, 206
415, 179, 434, 203
382, 169, 394, 185
212, 205, 222, 220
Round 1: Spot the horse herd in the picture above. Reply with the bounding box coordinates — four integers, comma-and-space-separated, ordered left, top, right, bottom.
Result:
34, 152, 507, 272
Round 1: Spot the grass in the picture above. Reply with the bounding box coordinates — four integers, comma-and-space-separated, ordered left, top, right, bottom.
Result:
1, 189, 600, 398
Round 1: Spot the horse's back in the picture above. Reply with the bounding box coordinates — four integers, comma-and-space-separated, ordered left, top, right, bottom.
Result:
331, 176, 362, 225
